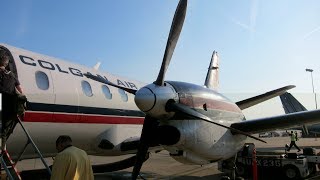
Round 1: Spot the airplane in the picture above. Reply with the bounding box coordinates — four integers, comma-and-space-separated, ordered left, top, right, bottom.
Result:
2, 0, 320, 179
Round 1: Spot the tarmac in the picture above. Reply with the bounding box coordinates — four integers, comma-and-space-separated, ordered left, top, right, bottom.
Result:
10, 137, 320, 179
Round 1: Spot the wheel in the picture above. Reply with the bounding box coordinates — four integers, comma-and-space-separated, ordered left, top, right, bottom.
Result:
283, 165, 300, 179
235, 163, 248, 178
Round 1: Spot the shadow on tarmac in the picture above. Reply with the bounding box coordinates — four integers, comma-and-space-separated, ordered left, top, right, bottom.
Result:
20, 169, 223, 180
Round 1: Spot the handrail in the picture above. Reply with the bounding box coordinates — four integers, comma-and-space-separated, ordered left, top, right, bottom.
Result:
16, 116, 52, 175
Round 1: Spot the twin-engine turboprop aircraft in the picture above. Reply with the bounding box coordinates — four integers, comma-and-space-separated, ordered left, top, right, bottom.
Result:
2, 0, 320, 179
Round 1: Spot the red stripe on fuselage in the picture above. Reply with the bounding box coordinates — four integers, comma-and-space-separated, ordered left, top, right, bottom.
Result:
23, 111, 144, 124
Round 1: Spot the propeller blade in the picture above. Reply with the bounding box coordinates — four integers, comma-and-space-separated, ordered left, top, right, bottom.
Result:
154, 0, 188, 86
166, 102, 267, 143
84, 73, 137, 95
132, 115, 158, 180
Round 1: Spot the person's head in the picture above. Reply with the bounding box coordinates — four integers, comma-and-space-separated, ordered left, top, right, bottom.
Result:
56, 135, 72, 152
291, 131, 293, 133
0, 49, 9, 67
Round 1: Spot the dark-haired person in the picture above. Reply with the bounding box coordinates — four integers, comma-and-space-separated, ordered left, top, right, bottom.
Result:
50, 135, 94, 180
0, 49, 24, 148
0, 49, 23, 94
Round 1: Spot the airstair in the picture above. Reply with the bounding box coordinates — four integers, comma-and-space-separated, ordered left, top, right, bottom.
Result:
1, 115, 52, 179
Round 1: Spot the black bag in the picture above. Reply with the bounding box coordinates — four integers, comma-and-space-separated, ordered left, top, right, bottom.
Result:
16, 93, 27, 116
0, 70, 17, 94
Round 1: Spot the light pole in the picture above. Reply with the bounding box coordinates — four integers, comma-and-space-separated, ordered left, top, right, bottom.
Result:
306, 68, 317, 109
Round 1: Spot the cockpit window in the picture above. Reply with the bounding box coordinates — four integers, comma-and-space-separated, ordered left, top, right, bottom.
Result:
118, 89, 128, 102
102, 85, 112, 99
35, 71, 49, 90
81, 80, 93, 97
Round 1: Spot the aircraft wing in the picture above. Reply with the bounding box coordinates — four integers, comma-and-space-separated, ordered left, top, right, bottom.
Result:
236, 85, 295, 110
230, 109, 320, 134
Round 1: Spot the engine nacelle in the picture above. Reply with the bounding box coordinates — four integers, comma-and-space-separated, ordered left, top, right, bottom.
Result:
160, 119, 247, 165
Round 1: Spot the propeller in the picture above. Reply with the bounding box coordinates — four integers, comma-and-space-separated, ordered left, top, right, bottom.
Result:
132, 115, 158, 179
133, 0, 188, 179
132, 0, 188, 179
154, 0, 187, 86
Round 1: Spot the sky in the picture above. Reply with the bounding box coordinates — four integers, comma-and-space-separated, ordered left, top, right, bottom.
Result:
1, 0, 320, 100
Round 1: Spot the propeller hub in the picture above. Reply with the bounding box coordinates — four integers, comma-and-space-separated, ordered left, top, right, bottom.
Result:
134, 83, 179, 119
135, 87, 156, 112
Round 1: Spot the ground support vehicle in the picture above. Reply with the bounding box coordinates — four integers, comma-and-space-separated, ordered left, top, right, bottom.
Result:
218, 143, 320, 180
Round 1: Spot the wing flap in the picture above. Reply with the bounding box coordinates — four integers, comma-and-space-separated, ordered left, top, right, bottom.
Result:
231, 109, 320, 134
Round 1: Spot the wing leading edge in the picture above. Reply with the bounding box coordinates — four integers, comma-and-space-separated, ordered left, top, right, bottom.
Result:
231, 109, 320, 134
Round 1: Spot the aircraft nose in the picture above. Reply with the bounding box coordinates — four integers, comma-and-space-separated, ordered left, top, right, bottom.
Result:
134, 87, 155, 112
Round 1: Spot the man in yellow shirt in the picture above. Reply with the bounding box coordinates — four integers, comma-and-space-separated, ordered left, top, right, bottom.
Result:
50, 135, 94, 180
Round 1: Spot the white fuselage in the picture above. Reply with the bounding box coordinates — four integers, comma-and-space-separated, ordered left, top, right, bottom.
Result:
4, 44, 144, 158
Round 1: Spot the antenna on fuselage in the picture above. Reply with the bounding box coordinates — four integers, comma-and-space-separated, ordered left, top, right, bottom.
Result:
93, 61, 101, 71
204, 51, 219, 90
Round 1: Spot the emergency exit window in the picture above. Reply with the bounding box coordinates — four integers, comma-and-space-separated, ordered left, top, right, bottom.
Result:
102, 85, 112, 99
81, 80, 93, 97
118, 89, 128, 102
35, 71, 49, 90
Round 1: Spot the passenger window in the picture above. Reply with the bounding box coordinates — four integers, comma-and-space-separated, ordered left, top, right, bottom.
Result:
102, 85, 112, 99
35, 71, 49, 90
81, 80, 93, 97
118, 89, 128, 102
